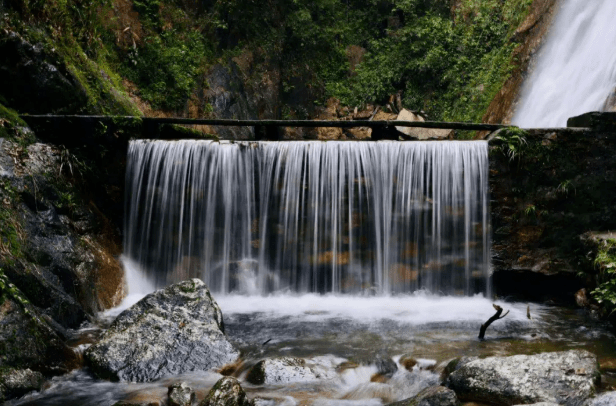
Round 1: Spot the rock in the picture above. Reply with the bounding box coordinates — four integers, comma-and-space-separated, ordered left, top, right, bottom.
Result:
246, 357, 321, 385
439, 357, 477, 383
447, 350, 599, 406
0, 273, 77, 376
168, 382, 196, 406
584, 392, 616, 406
567, 112, 616, 131
376, 356, 398, 378
0, 31, 87, 114
0, 368, 45, 403
1, 139, 124, 330
199, 377, 252, 406
387, 385, 459, 406
85, 279, 239, 382
575, 288, 589, 307
400, 356, 418, 371
395, 109, 453, 140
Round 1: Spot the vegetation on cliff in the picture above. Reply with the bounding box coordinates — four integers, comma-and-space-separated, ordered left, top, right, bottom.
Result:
1, 0, 535, 122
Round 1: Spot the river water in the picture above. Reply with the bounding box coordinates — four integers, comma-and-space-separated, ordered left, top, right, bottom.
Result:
8, 291, 616, 406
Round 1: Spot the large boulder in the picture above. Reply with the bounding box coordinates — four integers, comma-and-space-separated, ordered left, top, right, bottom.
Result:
447, 350, 599, 406
85, 279, 239, 382
387, 385, 459, 406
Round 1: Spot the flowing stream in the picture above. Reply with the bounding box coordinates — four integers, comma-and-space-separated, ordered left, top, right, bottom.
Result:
512, 0, 616, 127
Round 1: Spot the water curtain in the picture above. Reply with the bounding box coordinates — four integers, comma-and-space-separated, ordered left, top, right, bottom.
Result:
124, 140, 490, 296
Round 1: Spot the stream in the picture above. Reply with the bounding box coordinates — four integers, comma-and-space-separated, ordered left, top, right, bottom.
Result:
8, 294, 616, 406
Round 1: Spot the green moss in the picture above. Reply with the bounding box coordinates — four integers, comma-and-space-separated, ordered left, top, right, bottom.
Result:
0, 269, 31, 312
0, 102, 35, 147
59, 41, 142, 116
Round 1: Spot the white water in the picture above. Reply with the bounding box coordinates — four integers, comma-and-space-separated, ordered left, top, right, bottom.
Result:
512, 0, 616, 127
124, 140, 490, 296
215, 293, 531, 325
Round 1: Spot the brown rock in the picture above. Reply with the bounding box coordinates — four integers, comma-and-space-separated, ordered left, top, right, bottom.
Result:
395, 109, 453, 140
575, 288, 589, 308
400, 356, 418, 371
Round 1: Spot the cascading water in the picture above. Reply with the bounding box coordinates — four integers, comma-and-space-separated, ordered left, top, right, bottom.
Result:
512, 0, 616, 127
124, 140, 490, 296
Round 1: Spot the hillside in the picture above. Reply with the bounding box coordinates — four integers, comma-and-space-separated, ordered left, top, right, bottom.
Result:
0, 0, 556, 129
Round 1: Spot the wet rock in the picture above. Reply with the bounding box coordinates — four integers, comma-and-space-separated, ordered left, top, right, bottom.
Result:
584, 391, 616, 406
85, 279, 239, 382
1, 139, 124, 330
376, 355, 398, 378
446, 350, 599, 406
199, 376, 252, 406
0, 368, 45, 403
439, 357, 477, 383
168, 382, 196, 406
387, 385, 459, 406
0, 273, 77, 376
246, 357, 321, 385
400, 356, 418, 371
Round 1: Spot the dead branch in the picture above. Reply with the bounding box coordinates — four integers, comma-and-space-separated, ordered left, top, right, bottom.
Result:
478, 304, 510, 340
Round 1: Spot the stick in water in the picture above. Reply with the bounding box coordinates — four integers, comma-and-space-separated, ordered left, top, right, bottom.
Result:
478, 304, 510, 339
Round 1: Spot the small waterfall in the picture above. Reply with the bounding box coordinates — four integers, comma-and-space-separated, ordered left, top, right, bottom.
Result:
512, 0, 616, 128
124, 140, 490, 296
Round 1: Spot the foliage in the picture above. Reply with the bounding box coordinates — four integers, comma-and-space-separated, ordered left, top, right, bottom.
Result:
2, 0, 535, 122
327, 0, 533, 121
3, 0, 141, 115
591, 239, 616, 315
492, 126, 529, 161
123, 30, 209, 111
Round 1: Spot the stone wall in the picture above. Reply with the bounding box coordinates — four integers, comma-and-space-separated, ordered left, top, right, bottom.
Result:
489, 128, 616, 302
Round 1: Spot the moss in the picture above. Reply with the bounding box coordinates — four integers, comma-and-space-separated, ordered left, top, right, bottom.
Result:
58, 41, 142, 116
0, 269, 31, 312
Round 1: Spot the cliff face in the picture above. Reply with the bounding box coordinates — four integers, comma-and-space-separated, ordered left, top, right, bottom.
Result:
482, 0, 560, 124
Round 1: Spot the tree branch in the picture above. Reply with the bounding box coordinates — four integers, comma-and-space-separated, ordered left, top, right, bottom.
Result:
478, 304, 509, 339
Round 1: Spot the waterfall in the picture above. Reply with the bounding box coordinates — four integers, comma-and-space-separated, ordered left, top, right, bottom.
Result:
124, 140, 490, 296
512, 0, 616, 128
